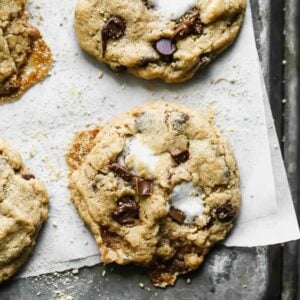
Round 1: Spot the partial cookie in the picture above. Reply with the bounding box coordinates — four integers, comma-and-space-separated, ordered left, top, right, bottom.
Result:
67, 128, 101, 170
75, 0, 246, 83
0, 0, 52, 103
67, 101, 240, 287
0, 139, 48, 282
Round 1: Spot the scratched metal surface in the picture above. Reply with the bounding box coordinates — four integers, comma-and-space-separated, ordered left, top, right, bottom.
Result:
1, 1, 297, 299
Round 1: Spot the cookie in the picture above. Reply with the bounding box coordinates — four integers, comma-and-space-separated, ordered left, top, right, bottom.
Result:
67, 101, 240, 287
0, 0, 52, 103
75, 0, 246, 83
0, 139, 48, 282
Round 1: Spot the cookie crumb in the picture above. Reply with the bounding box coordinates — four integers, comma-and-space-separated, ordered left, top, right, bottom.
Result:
52, 222, 58, 228
72, 269, 79, 275
139, 283, 145, 289
98, 71, 104, 79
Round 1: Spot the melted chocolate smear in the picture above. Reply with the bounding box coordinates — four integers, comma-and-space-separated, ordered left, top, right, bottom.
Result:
173, 9, 204, 40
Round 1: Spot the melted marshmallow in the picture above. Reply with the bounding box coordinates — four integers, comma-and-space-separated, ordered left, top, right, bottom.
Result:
171, 182, 204, 223
124, 137, 158, 174
154, 0, 197, 20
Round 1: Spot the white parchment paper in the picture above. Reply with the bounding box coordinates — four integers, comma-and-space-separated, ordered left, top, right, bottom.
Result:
0, 1, 298, 278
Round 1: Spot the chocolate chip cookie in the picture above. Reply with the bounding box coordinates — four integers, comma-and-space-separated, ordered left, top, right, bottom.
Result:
0, 139, 48, 282
67, 101, 240, 287
75, 0, 246, 83
0, 0, 52, 103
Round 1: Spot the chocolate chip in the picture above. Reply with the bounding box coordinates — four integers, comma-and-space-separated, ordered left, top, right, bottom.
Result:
111, 196, 139, 225
216, 202, 237, 222
154, 38, 177, 57
173, 9, 204, 40
22, 174, 35, 180
132, 177, 153, 196
102, 16, 126, 54
171, 149, 189, 164
109, 163, 134, 182
169, 207, 186, 224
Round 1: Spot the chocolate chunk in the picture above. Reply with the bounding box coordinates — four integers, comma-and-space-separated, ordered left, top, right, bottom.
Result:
132, 177, 153, 196
216, 202, 237, 222
22, 174, 35, 180
111, 196, 139, 225
173, 10, 204, 40
171, 149, 189, 164
154, 38, 177, 57
102, 16, 126, 54
109, 163, 134, 182
169, 207, 186, 224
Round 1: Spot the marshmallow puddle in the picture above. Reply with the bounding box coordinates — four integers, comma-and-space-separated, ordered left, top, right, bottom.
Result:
123, 136, 159, 174
154, 0, 197, 20
171, 182, 205, 223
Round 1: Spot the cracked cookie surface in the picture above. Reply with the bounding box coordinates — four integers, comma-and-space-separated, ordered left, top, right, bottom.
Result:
0, 0, 52, 103
75, 0, 246, 83
0, 139, 48, 282
67, 101, 240, 287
